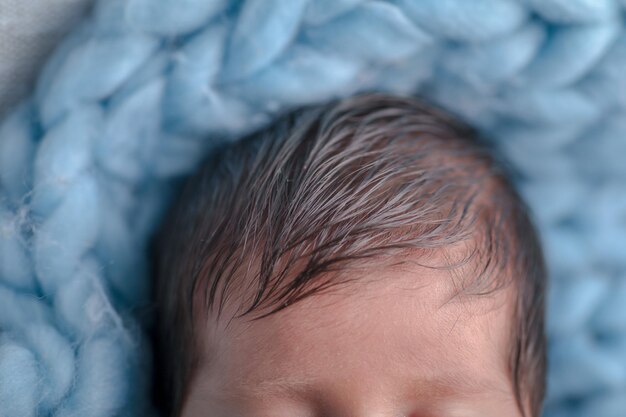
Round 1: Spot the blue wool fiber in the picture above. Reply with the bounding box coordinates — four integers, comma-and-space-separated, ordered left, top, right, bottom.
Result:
1, 1, 626, 416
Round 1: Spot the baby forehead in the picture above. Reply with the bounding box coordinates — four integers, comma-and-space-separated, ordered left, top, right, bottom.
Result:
213, 253, 514, 352
204, 258, 516, 401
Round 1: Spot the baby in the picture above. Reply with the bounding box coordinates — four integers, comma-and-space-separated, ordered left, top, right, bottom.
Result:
151, 93, 547, 417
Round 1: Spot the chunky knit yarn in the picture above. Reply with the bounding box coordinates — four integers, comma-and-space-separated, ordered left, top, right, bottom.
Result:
1, 1, 625, 416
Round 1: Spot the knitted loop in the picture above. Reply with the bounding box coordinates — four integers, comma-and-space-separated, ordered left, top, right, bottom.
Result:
1, 1, 626, 415
525, 0, 619, 24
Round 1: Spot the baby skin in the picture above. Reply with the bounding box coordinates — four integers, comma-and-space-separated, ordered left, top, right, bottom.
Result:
182, 254, 521, 417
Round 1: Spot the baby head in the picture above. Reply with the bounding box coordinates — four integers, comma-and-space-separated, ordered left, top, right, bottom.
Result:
152, 93, 547, 417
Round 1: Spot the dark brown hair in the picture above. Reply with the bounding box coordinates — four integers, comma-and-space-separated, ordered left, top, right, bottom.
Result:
150, 93, 547, 417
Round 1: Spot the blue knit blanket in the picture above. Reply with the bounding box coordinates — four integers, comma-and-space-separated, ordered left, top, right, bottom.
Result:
1, 1, 625, 416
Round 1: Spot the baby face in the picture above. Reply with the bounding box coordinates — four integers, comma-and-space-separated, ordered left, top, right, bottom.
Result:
181, 259, 521, 417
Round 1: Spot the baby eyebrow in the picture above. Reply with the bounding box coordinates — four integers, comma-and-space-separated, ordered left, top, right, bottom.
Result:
216, 376, 317, 402
216, 372, 501, 403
